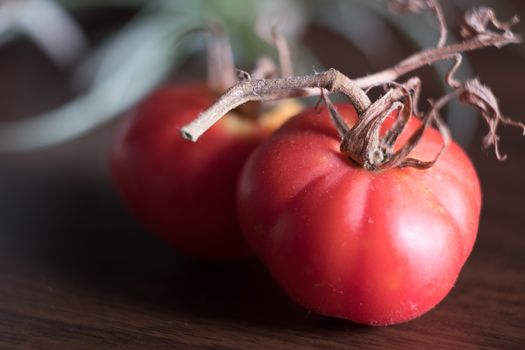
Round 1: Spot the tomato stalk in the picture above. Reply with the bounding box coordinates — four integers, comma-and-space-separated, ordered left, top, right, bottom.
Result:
206, 21, 237, 93
180, 68, 371, 141
206, 22, 305, 122
181, 3, 524, 169
271, 26, 294, 78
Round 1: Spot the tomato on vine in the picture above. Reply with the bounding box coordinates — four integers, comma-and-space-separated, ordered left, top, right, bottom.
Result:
180, 3, 523, 323
111, 27, 301, 260
237, 103, 481, 325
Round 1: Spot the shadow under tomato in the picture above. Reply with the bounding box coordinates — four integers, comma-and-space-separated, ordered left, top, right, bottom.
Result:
0, 170, 373, 332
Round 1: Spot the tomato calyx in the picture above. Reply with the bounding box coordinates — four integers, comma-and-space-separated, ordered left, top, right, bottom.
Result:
326, 80, 449, 171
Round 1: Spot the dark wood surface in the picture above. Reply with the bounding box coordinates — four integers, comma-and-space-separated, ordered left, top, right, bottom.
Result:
0, 10, 524, 350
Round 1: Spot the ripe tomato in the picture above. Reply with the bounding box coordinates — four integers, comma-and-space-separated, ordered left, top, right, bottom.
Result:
237, 104, 481, 325
111, 83, 300, 260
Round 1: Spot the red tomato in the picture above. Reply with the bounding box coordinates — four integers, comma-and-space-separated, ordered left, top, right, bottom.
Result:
237, 104, 481, 325
111, 84, 271, 260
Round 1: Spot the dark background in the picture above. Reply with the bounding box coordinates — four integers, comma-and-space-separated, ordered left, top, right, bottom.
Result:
0, 1, 523, 349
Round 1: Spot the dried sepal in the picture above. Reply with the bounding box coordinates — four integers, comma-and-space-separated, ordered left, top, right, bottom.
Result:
461, 6, 519, 44
332, 77, 453, 171
384, 105, 434, 170
398, 99, 451, 169
381, 83, 414, 148
443, 54, 525, 160
364, 82, 447, 171
458, 79, 524, 160
338, 84, 419, 170
338, 89, 401, 169
321, 90, 350, 138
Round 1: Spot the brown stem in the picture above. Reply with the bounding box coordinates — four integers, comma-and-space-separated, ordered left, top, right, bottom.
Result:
353, 33, 521, 88
182, 3, 521, 171
271, 26, 294, 78
251, 56, 278, 79
186, 12, 520, 142
181, 69, 370, 141
207, 22, 237, 92
428, 0, 448, 48
445, 54, 462, 88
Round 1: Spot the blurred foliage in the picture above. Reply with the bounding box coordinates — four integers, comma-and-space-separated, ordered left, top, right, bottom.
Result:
57, 0, 148, 8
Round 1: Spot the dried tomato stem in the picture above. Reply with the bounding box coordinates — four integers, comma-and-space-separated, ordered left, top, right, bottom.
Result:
251, 56, 278, 79
181, 69, 370, 141
182, 2, 522, 171
271, 26, 294, 78
428, 0, 448, 48
353, 33, 521, 88
207, 22, 237, 92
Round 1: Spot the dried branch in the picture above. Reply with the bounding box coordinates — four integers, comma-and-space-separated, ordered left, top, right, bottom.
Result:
428, 0, 448, 48
250, 56, 278, 79
444, 54, 463, 88
181, 69, 370, 141
181, 2, 523, 170
381, 83, 414, 147
207, 22, 237, 92
354, 4, 520, 88
353, 32, 520, 88
271, 26, 294, 78
387, 0, 448, 48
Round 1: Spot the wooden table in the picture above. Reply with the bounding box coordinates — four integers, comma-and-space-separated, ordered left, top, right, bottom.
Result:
0, 12, 524, 350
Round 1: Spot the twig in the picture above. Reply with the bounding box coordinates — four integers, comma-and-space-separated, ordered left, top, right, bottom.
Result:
181, 69, 370, 141
251, 56, 278, 79
271, 26, 294, 78
428, 0, 448, 48
207, 21, 237, 92
353, 33, 521, 88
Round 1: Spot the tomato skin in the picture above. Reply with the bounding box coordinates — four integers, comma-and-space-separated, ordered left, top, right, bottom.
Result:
237, 104, 481, 325
111, 84, 267, 260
